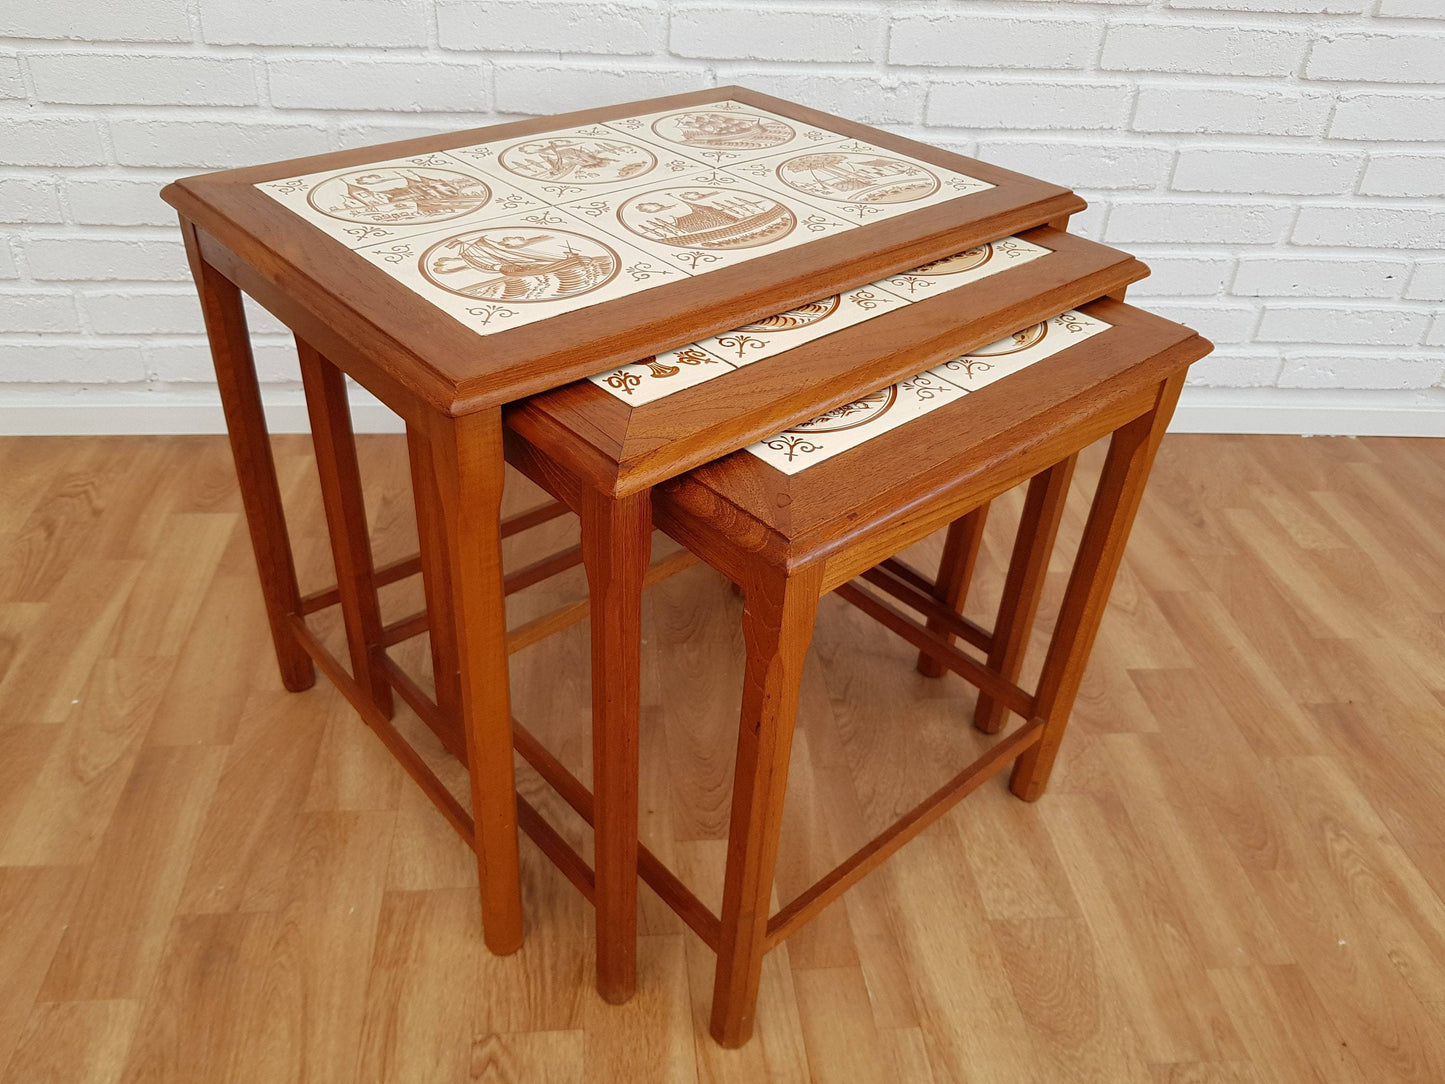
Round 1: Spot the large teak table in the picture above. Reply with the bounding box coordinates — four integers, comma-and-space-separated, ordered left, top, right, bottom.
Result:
162, 87, 1090, 990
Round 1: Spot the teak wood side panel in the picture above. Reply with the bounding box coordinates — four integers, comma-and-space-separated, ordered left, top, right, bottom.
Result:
160, 86, 1084, 413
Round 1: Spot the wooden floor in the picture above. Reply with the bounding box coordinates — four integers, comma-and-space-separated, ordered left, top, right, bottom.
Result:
1, 431, 1443, 1083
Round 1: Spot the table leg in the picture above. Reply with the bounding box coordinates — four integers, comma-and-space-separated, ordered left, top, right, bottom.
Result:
579, 489, 652, 1005
1010, 375, 1184, 801
712, 563, 823, 1048
974, 455, 1077, 735
297, 339, 392, 718
420, 409, 524, 954
181, 220, 313, 692
915, 505, 989, 678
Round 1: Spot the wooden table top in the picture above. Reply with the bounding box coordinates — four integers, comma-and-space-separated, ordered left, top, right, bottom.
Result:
162, 86, 1083, 415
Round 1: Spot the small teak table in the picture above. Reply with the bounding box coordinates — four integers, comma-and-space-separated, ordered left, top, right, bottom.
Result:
163, 87, 1089, 989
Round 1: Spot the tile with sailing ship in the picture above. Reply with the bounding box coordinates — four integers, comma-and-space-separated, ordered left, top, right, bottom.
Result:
929, 310, 1113, 392
729, 139, 994, 224
352, 211, 682, 336
696, 283, 908, 367
587, 342, 735, 406
445, 124, 703, 204
745, 371, 965, 476
553, 170, 854, 276
872, 235, 1052, 301
253, 153, 547, 249
603, 99, 850, 167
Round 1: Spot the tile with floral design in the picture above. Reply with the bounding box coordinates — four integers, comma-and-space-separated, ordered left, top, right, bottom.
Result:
585, 343, 733, 405
602, 100, 850, 167
929, 310, 1111, 392
873, 235, 1051, 301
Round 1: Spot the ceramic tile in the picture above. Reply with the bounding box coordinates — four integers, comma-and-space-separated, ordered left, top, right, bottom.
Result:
253, 152, 548, 250
445, 124, 704, 205
586, 342, 735, 405
602, 99, 850, 167
553, 169, 855, 276
697, 283, 908, 367
872, 235, 1051, 301
727, 139, 994, 224
929, 310, 1112, 392
351, 213, 682, 336
744, 371, 965, 476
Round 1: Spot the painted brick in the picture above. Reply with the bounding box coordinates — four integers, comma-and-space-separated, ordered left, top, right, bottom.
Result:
1257, 304, 1427, 345
0, 342, 148, 382
0, 55, 23, 99
1306, 32, 1445, 85
65, 178, 176, 227
0, 179, 64, 224
1172, 148, 1362, 196
1127, 253, 1235, 296
973, 140, 1169, 191
3, 0, 190, 42
1330, 93, 1445, 142
671, 6, 883, 63
719, 72, 925, 126
144, 339, 299, 382
438, 1, 663, 56
1106, 200, 1294, 245
928, 80, 1132, 132
0, 117, 106, 167
1102, 22, 1309, 77
109, 120, 331, 168
1378, 0, 1445, 15
1233, 256, 1410, 298
1405, 261, 1445, 302
24, 237, 190, 282
1170, 0, 1364, 11
29, 53, 258, 107
79, 289, 204, 334
1427, 318, 1445, 348
330, 120, 462, 153
0, 244, 17, 279
1278, 354, 1445, 389
1066, 201, 1110, 242
3, 290, 81, 333
1292, 205, 1445, 249
1134, 85, 1330, 136
1185, 351, 1283, 387
493, 64, 709, 116
1143, 301, 1259, 344
889, 13, 1101, 70
199, 0, 429, 47
1359, 154, 1445, 199
268, 58, 490, 113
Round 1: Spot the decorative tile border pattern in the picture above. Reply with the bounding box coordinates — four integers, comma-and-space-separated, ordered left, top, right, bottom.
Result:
586, 234, 1051, 405
745, 310, 1113, 475
254, 100, 993, 339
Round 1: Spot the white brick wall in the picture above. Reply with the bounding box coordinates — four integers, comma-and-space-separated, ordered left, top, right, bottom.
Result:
1, 0, 1441, 398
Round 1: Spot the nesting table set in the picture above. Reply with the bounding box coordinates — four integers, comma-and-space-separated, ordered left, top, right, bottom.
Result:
164, 87, 1210, 1047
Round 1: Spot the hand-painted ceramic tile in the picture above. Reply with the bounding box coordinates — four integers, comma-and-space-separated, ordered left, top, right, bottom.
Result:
697, 284, 907, 366
554, 170, 854, 276
729, 139, 994, 223
352, 214, 680, 335
744, 371, 964, 475
929, 310, 1112, 392
586, 342, 733, 405
873, 235, 1051, 300
604, 100, 850, 166
254, 153, 548, 249
446, 125, 703, 204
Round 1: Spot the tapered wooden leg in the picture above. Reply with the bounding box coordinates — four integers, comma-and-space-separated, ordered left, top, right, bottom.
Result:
580, 489, 652, 1004
297, 340, 392, 717
915, 505, 990, 678
406, 425, 467, 762
1010, 376, 1184, 801
974, 456, 1077, 734
711, 563, 824, 1048
420, 409, 523, 954
180, 219, 313, 692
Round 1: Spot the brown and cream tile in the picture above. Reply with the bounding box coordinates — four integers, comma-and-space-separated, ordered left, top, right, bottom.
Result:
604, 99, 849, 167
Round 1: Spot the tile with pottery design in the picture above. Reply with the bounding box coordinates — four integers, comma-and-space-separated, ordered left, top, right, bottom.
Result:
744, 309, 1114, 475
445, 124, 705, 205
554, 169, 854, 276
697, 285, 907, 367
254, 152, 549, 250
728, 138, 994, 224
587, 343, 732, 406
928, 310, 1111, 391
352, 213, 678, 336
745, 371, 966, 476
874, 235, 1050, 300
602, 100, 851, 167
